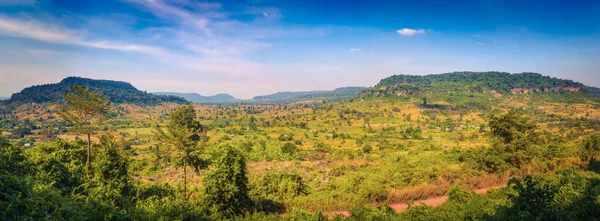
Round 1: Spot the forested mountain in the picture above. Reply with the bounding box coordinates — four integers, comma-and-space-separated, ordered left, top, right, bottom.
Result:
0, 97, 8, 100
3, 77, 188, 105
362, 72, 598, 97
153, 92, 241, 104
251, 86, 366, 103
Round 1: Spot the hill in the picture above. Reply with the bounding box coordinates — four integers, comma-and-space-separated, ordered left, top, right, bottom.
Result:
3, 77, 188, 106
250, 86, 366, 103
363, 72, 599, 98
153, 92, 241, 104
0, 97, 8, 100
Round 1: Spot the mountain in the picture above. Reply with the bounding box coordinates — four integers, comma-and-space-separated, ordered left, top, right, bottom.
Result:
0, 97, 8, 100
250, 86, 367, 103
3, 76, 188, 106
153, 92, 241, 104
363, 72, 598, 98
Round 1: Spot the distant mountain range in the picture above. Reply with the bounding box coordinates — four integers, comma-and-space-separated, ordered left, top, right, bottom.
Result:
0, 97, 8, 101
152, 92, 241, 104
154, 86, 367, 104
5, 72, 597, 107
250, 87, 367, 103
2, 77, 188, 106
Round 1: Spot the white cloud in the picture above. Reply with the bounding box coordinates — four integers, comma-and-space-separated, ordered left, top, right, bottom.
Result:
396, 28, 426, 36
348, 48, 362, 53
125, 0, 212, 35
0, 16, 168, 56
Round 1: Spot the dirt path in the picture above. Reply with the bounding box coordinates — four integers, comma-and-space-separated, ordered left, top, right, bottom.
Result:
324, 184, 506, 218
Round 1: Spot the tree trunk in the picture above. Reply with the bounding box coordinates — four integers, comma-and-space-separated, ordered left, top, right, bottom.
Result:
183, 154, 187, 200
87, 133, 91, 174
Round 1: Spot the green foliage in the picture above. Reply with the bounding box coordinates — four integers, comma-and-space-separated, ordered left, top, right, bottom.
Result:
362, 144, 372, 153
5, 76, 187, 105
448, 185, 474, 203
581, 134, 600, 162
488, 109, 538, 144
154, 105, 208, 198
469, 109, 544, 173
281, 142, 298, 155
57, 85, 112, 134
494, 166, 600, 220
202, 145, 253, 218
278, 133, 294, 141
373, 72, 589, 95
346, 204, 396, 221
285, 208, 327, 221
57, 85, 112, 171
251, 170, 309, 201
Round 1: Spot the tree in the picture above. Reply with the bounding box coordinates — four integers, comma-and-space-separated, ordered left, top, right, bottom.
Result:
57, 85, 111, 173
202, 145, 252, 217
581, 134, 600, 162
248, 116, 258, 131
488, 109, 537, 144
486, 109, 541, 169
153, 105, 207, 199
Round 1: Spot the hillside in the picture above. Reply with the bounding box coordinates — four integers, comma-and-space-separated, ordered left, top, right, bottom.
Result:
153, 92, 241, 104
363, 72, 598, 97
251, 86, 366, 103
3, 77, 188, 106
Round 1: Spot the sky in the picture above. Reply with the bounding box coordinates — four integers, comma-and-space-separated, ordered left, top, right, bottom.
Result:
0, 0, 598, 99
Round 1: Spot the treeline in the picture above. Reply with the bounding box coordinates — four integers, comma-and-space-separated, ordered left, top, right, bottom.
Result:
364, 72, 598, 97
4, 77, 188, 106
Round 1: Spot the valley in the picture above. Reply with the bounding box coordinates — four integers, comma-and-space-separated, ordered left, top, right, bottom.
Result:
2, 72, 600, 220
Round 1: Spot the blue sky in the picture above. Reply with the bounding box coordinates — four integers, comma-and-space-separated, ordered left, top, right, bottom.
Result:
0, 0, 598, 99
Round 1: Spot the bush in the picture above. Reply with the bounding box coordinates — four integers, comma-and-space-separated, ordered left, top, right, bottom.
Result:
250, 170, 309, 201
362, 145, 372, 153
278, 133, 293, 141
202, 145, 252, 218
448, 185, 474, 203
281, 142, 297, 155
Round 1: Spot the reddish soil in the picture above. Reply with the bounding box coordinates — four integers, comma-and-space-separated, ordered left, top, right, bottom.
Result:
323, 184, 506, 218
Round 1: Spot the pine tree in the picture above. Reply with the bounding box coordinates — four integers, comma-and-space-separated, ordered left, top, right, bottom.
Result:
57, 85, 111, 174
153, 105, 207, 199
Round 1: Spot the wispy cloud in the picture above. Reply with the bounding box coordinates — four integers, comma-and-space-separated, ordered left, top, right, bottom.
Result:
0, 15, 167, 56
348, 48, 362, 53
397, 28, 426, 36
125, 0, 214, 35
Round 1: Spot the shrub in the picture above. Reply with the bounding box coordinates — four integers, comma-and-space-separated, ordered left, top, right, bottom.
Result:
362, 145, 372, 153
250, 171, 309, 201
202, 145, 252, 218
281, 142, 297, 155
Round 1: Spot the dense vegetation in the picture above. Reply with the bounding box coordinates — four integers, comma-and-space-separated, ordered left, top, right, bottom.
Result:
4, 77, 188, 106
364, 72, 599, 99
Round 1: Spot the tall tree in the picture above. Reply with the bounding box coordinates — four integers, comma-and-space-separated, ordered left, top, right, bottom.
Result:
488, 109, 541, 168
57, 85, 111, 173
202, 145, 252, 217
153, 105, 206, 199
